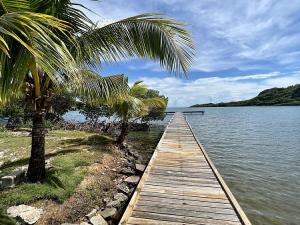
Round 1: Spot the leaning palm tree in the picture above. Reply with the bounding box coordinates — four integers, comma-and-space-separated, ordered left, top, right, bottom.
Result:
0, 1, 127, 182
0, 0, 194, 182
111, 81, 167, 145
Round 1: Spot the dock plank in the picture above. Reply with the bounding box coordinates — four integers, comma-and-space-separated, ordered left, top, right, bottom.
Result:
119, 112, 251, 225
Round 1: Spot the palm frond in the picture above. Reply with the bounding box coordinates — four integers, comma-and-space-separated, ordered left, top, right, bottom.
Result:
0, 48, 32, 103
68, 70, 129, 103
110, 79, 167, 121
30, 0, 93, 33
28, 0, 94, 60
0, 11, 78, 103
143, 96, 167, 108
77, 13, 195, 74
130, 81, 148, 96
1, 0, 31, 12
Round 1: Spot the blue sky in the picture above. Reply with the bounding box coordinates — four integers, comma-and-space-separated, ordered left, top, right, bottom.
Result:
80, 0, 300, 106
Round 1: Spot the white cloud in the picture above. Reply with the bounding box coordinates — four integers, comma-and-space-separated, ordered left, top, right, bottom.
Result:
78, 0, 300, 72
138, 72, 300, 107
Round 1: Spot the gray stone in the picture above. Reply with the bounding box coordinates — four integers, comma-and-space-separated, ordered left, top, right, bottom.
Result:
126, 155, 135, 163
121, 158, 134, 168
120, 167, 135, 175
117, 183, 130, 195
7, 204, 43, 224
129, 188, 134, 194
128, 149, 139, 159
61, 223, 79, 225
1, 169, 26, 188
85, 208, 97, 219
80, 222, 90, 225
106, 200, 121, 208
114, 193, 128, 202
1, 176, 13, 188
99, 207, 117, 219
135, 164, 146, 173
124, 176, 140, 184
103, 197, 111, 204
90, 215, 108, 225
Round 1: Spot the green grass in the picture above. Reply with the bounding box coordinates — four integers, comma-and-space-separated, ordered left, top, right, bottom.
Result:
0, 130, 113, 214
0, 130, 112, 173
1, 151, 90, 207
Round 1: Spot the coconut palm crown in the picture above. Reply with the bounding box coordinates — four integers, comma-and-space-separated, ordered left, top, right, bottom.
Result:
111, 81, 167, 145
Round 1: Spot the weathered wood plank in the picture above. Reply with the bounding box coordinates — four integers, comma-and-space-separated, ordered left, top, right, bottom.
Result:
133, 205, 240, 221
136, 200, 236, 213
127, 217, 197, 225
132, 211, 241, 225
147, 176, 220, 185
146, 180, 221, 188
140, 191, 230, 202
141, 187, 228, 199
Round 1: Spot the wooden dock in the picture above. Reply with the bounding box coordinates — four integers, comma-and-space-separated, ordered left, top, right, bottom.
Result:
165, 111, 204, 115
120, 112, 251, 225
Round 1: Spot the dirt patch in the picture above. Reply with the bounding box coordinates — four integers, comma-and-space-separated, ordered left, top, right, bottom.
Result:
35, 148, 122, 225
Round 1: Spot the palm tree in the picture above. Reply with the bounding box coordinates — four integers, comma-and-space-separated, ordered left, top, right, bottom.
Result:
111, 81, 167, 145
0, 0, 127, 182
0, 0, 194, 182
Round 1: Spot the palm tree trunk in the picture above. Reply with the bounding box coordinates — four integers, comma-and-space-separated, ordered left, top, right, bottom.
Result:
27, 107, 46, 182
117, 121, 129, 145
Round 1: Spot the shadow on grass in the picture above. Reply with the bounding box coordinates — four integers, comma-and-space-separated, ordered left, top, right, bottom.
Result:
45, 168, 65, 189
61, 134, 113, 146
0, 135, 112, 172
0, 208, 15, 225
0, 149, 80, 171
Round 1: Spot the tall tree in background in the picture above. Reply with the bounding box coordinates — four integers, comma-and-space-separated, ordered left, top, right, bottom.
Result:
0, 0, 194, 182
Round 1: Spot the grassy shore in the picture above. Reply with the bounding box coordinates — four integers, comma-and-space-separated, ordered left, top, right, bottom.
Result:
0, 128, 162, 224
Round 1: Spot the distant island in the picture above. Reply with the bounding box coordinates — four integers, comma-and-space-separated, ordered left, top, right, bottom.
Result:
191, 84, 300, 107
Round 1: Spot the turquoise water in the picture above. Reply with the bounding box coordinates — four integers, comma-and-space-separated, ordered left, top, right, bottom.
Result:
173, 107, 300, 225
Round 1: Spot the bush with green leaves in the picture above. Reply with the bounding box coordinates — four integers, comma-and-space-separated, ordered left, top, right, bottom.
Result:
78, 101, 113, 124
49, 90, 77, 121
0, 90, 76, 128
140, 89, 168, 123
0, 97, 26, 119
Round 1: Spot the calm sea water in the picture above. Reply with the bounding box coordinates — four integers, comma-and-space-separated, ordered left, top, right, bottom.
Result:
64, 107, 300, 224
169, 107, 300, 225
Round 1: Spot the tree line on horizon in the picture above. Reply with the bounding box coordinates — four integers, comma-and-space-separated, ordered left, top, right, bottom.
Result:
191, 84, 300, 107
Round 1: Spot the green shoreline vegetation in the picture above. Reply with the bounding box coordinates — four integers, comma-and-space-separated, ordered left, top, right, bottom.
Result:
191, 84, 300, 107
